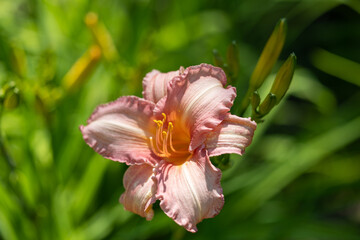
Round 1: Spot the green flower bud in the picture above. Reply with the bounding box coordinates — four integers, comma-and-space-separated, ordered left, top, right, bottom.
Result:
238, 19, 287, 116
226, 41, 239, 80
258, 93, 277, 116
250, 18, 287, 90
212, 49, 225, 68
270, 53, 296, 104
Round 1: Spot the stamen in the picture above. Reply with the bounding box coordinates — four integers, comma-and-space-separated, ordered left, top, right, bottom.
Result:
153, 120, 161, 126
149, 137, 166, 157
154, 120, 163, 145
162, 131, 170, 156
167, 122, 188, 154
150, 113, 189, 159
167, 122, 178, 153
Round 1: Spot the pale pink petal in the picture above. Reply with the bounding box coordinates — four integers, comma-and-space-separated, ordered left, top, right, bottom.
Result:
155, 149, 224, 233
154, 63, 236, 152
120, 164, 157, 220
142, 69, 180, 103
205, 114, 257, 157
80, 96, 158, 165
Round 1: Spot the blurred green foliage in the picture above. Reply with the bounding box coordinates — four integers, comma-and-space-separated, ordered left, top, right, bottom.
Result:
0, 0, 359, 239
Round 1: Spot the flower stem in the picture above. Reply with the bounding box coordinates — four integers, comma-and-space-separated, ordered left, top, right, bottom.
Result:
238, 87, 253, 116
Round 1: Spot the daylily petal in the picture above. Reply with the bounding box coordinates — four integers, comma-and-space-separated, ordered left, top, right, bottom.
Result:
155, 64, 236, 152
80, 96, 158, 165
120, 164, 157, 220
142, 69, 180, 103
205, 114, 257, 157
156, 149, 224, 233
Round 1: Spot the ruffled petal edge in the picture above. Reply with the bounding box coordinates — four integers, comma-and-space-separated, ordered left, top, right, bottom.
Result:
80, 96, 159, 166
205, 114, 257, 157
155, 149, 224, 232
120, 164, 157, 220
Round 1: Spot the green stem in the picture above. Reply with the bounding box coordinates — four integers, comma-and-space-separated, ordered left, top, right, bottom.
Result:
0, 107, 16, 171
238, 87, 253, 116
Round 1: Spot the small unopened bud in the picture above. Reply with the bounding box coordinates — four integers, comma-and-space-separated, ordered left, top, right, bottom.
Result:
258, 93, 277, 116
270, 53, 296, 104
212, 49, 225, 68
249, 18, 287, 90
226, 41, 239, 80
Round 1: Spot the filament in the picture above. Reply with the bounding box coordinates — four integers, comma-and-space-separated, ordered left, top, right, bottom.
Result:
162, 131, 171, 156
149, 137, 166, 157
150, 113, 188, 159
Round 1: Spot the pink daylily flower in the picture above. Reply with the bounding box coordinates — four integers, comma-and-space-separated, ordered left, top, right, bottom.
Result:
80, 64, 256, 232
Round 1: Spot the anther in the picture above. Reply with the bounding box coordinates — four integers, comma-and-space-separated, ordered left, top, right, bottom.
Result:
153, 119, 164, 145
153, 120, 162, 126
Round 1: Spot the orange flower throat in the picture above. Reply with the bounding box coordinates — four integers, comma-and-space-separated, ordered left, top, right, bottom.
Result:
149, 113, 190, 163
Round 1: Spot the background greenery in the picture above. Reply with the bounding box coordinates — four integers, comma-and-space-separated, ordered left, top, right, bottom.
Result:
0, 0, 359, 239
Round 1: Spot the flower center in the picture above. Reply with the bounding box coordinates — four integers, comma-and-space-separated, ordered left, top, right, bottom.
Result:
149, 113, 190, 163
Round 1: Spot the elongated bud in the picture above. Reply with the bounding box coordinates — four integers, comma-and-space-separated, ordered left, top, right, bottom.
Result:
226, 41, 239, 80
250, 18, 287, 90
258, 93, 277, 116
212, 49, 225, 68
238, 19, 287, 116
63, 45, 101, 91
85, 12, 119, 62
270, 53, 296, 104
